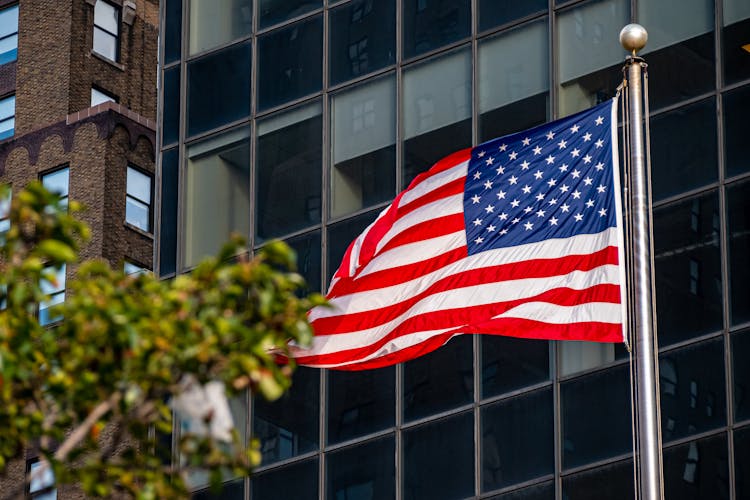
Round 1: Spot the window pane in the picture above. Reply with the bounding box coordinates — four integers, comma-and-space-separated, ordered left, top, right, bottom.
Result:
258, 0, 321, 29
638, 0, 714, 110
126, 197, 149, 232
734, 331, 750, 421
329, 0, 395, 85
0, 116, 13, 139
326, 437, 395, 500
327, 367, 394, 444
331, 75, 395, 218
127, 167, 151, 203
0, 5, 18, 39
285, 231, 321, 295
253, 368, 319, 464
0, 94, 14, 120
91, 87, 115, 106
482, 336, 549, 398
0, 34, 17, 65
485, 481, 554, 500
735, 425, 750, 498
185, 128, 250, 268
663, 434, 728, 499
327, 209, 378, 283
29, 460, 56, 500
40, 265, 66, 326
402, 0, 470, 59
562, 459, 634, 500
163, 0, 181, 64
159, 148, 178, 276
42, 168, 69, 198
187, 42, 251, 137
650, 99, 717, 201
162, 66, 180, 146
256, 102, 322, 241
559, 341, 628, 377
724, 85, 750, 177
479, 19, 549, 142
192, 478, 244, 500
93, 28, 117, 61
654, 192, 722, 346
251, 458, 318, 500
403, 334, 473, 422
124, 261, 146, 275
725, 180, 749, 325
403, 412, 474, 500
188, 0, 252, 55
660, 339, 726, 444
562, 365, 632, 469
94, 1, 118, 33
257, 16, 322, 111
481, 389, 553, 491
723, 0, 750, 84
557, 0, 629, 116
403, 48, 471, 186
479, 0, 546, 32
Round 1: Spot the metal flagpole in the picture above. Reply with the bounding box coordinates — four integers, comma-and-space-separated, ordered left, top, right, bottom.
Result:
619, 24, 664, 500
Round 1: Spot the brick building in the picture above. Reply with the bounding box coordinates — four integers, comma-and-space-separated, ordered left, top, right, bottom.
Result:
0, 0, 158, 497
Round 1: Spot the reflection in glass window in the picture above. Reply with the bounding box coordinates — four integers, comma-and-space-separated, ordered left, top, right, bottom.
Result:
39, 264, 65, 326
404, 412, 474, 500
284, 231, 321, 295
0, 94, 15, 140
481, 389, 553, 491
28, 459, 56, 500
41, 167, 69, 208
562, 459, 634, 500
403, 48, 471, 186
256, 102, 322, 241
331, 76, 395, 218
724, 86, 750, 178
163, 0, 181, 64
0, 185, 10, 238
91, 87, 116, 106
557, 0, 629, 116
478, 0, 546, 33
479, 19, 548, 142
329, 0, 395, 85
728, 181, 750, 326
188, 0, 252, 55
159, 148, 178, 277
257, 16, 322, 111
723, 0, 750, 84
192, 478, 244, 500
327, 437, 395, 499
402, 0, 470, 59
93, 0, 120, 61
126, 166, 152, 232
663, 434, 728, 499
162, 67, 180, 146
253, 368, 319, 464
482, 336, 549, 398
124, 261, 148, 275
734, 332, 750, 421
0, 5, 18, 65
258, 0, 321, 29
654, 193, 722, 346
559, 340, 629, 377
251, 458, 318, 500
327, 209, 378, 283
185, 127, 250, 268
736, 425, 750, 499
486, 481, 554, 500
187, 42, 251, 137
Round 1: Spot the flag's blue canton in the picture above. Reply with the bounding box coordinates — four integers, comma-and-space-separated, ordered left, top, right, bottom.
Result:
464, 101, 617, 256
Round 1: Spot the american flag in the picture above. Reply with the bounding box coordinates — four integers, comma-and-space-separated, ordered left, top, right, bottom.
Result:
293, 99, 626, 370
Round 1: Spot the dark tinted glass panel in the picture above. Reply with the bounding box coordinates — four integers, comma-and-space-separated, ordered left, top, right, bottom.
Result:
735, 425, 750, 499
404, 335, 473, 421
252, 458, 318, 500
723, 1, 750, 84
192, 478, 244, 500
403, 412, 474, 500
253, 368, 319, 464
329, 0, 396, 85
162, 67, 179, 146
403, 0, 470, 59
327, 367, 394, 444
285, 231, 321, 295
258, 16, 322, 111
562, 365, 632, 469
659, 339, 726, 443
559, 341, 629, 377
326, 437, 395, 500
663, 434, 728, 500
187, 42, 251, 137
650, 99, 717, 201
562, 460, 634, 500
724, 85, 750, 177
481, 389, 553, 491
486, 481, 554, 500
327, 209, 379, 282
639, 0, 714, 110
258, 0, 321, 29
482, 336, 549, 398
654, 193, 722, 346
479, 0, 546, 32
256, 103, 322, 241
159, 148, 178, 276
189, 0, 252, 55
164, 0, 181, 64
727, 181, 750, 325
734, 331, 750, 420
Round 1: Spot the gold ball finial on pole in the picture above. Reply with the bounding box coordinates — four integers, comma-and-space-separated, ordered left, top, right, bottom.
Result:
619, 24, 648, 55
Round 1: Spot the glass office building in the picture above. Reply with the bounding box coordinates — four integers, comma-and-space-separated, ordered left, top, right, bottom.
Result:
157, 0, 750, 498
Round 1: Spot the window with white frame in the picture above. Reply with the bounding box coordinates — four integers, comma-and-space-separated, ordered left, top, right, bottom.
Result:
126, 166, 152, 232
91, 86, 117, 106
39, 264, 65, 326
93, 0, 120, 61
0, 94, 15, 140
41, 167, 70, 209
28, 458, 57, 500
0, 4, 18, 65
